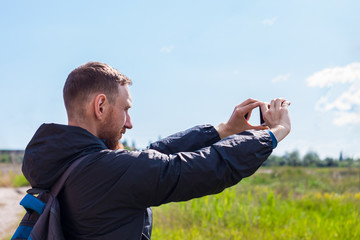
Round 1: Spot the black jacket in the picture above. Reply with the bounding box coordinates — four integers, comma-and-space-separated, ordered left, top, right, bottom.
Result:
22, 124, 274, 240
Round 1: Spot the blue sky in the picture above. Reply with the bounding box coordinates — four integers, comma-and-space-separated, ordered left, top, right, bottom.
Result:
1, 0, 359, 159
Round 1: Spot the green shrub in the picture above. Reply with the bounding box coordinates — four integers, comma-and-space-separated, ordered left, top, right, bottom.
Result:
12, 174, 29, 187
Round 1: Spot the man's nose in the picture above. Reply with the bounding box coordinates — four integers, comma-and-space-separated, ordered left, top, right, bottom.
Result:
125, 114, 133, 129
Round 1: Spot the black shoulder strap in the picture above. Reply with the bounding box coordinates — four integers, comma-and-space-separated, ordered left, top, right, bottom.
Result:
50, 155, 88, 196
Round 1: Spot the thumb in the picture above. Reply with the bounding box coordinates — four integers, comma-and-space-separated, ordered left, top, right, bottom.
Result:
250, 125, 269, 131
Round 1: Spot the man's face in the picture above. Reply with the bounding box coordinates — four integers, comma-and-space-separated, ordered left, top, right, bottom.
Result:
99, 84, 133, 150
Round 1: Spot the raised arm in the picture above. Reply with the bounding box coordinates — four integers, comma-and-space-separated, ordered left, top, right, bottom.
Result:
148, 125, 220, 154
109, 129, 274, 208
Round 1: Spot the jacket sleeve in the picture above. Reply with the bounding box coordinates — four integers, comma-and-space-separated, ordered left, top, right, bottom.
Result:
148, 125, 221, 154
109, 129, 274, 208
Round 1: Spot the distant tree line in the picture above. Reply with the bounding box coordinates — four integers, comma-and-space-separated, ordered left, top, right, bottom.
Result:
0, 150, 25, 164
263, 150, 360, 167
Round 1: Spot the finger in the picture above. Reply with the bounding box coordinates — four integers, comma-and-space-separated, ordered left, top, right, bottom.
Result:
270, 99, 276, 110
241, 102, 261, 115
247, 124, 269, 131
238, 98, 260, 107
282, 100, 291, 108
274, 98, 284, 110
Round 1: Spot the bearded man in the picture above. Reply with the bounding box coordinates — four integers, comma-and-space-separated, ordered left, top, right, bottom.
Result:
22, 61, 291, 240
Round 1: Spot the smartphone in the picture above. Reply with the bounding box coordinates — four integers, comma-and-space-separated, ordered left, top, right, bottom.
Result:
259, 107, 265, 125
245, 107, 265, 125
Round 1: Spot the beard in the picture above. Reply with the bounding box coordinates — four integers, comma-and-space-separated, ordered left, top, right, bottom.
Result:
102, 135, 120, 150
98, 129, 120, 150
98, 113, 123, 150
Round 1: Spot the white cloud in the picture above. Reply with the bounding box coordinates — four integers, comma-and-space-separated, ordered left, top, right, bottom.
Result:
306, 62, 360, 87
307, 62, 360, 126
271, 73, 291, 83
160, 45, 174, 53
333, 112, 360, 126
261, 17, 277, 26
322, 85, 360, 112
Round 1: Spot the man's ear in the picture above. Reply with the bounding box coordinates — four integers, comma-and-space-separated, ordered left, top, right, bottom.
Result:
94, 94, 107, 120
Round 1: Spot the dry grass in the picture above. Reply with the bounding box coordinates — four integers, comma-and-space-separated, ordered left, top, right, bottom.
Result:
0, 172, 14, 187
0, 164, 28, 187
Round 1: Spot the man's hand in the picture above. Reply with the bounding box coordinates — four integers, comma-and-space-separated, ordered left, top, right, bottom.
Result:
260, 98, 291, 142
215, 99, 269, 139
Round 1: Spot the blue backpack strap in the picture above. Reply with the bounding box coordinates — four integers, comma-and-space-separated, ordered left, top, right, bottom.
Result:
20, 194, 46, 215
11, 225, 33, 240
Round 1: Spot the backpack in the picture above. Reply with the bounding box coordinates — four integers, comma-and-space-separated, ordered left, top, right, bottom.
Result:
11, 156, 87, 240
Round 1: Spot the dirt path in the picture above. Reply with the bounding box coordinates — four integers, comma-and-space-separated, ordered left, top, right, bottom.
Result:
0, 187, 28, 240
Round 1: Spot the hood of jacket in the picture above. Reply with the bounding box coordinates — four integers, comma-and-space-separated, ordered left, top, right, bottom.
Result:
22, 123, 107, 189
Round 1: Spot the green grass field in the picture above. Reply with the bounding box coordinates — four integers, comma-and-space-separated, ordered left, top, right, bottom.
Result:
152, 167, 360, 239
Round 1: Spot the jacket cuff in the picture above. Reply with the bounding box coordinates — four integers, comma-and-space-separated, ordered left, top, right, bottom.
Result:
266, 130, 278, 149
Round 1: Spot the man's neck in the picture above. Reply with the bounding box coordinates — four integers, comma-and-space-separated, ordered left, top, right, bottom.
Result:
68, 119, 99, 139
